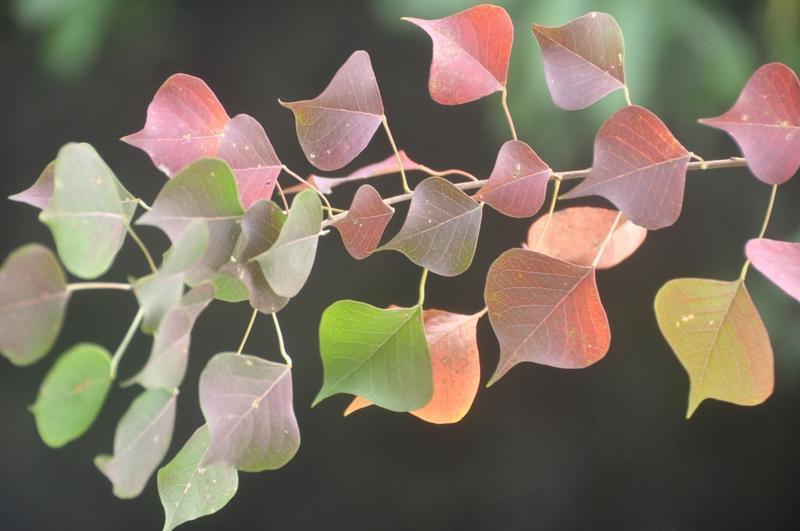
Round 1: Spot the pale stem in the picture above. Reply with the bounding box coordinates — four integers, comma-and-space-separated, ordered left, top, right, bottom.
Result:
418, 268, 429, 307
740, 183, 779, 280
126, 225, 158, 273
67, 282, 132, 292
271, 312, 292, 367
476, 306, 489, 319
381, 115, 412, 193
500, 86, 518, 140
418, 165, 479, 182
592, 211, 624, 268
136, 198, 151, 211
110, 308, 144, 379
281, 165, 334, 217
623, 85, 632, 106
237, 308, 259, 355
533, 176, 563, 250
275, 181, 290, 212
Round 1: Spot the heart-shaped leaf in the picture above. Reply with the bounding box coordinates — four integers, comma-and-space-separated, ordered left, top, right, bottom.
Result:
40, 143, 137, 279
532, 12, 626, 110
95, 388, 176, 499
315, 301, 432, 412
562, 105, 690, 230
699, 63, 800, 185
280, 51, 384, 171
158, 425, 238, 531
485, 249, 610, 385
655, 278, 774, 417
745, 238, 800, 303
0, 244, 69, 366
255, 190, 322, 298
404, 4, 513, 105
333, 185, 394, 260
199, 353, 300, 472
122, 74, 230, 177
525, 207, 646, 269
474, 140, 551, 218
381, 177, 482, 276
32, 343, 113, 448
309, 151, 421, 194
9, 161, 55, 209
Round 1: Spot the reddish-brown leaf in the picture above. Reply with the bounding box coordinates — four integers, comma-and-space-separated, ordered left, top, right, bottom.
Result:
484, 249, 610, 384
532, 12, 626, 110
280, 51, 384, 171
699, 63, 800, 185
474, 140, 551, 218
746, 238, 800, 302
332, 185, 394, 260
404, 4, 513, 105
561, 105, 690, 230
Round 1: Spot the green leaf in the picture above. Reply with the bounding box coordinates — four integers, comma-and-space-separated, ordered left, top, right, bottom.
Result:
380, 177, 482, 276
0, 244, 70, 366
158, 425, 238, 531
39, 143, 136, 279
255, 190, 322, 298
95, 388, 176, 499
31, 343, 113, 448
314, 301, 432, 412
211, 274, 249, 303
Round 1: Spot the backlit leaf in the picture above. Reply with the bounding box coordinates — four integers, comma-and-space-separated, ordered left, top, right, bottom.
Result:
199, 353, 300, 472
333, 185, 394, 260
562, 105, 690, 230
95, 389, 176, 499
0, 244, 69, 366
280, 51, 384, 171
655, 278, 774, 417
158, 425, 238, 531
745, 238, 800, 302
310, 151, 421, 194
525, 207, 646, 269
32, 343, 112, 448
485, 249, 610, 385
532, 12, 626, 110
699, 63, 800, 185
404, 4, 513, 105
474, 140, 551, 218
314, 301, 432, 412
9, 160, 55, 209
381, 177, 482, 276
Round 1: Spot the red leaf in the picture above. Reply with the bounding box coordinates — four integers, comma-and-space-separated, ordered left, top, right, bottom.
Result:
699, 63, 800, 185
280, 51, 384, 171
525, 207, 646, 269
484, 249, 610, 384
561, 105, 690, 230
532, 12, 626, 110
404, 4, 513, 105
332, 185, 394, 260
311, 151, 421, 194
474, 140, 551, 218
746, 238, 800, 302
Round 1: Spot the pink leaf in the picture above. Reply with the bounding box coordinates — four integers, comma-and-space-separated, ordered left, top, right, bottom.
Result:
532, 12, 626, 110
561, 105, 690, 230
332, 185, 394, 260
746, 238, 800, 302
280, 51, 384, 171
699, 63, 800, 185
404, 4, 513, 105
9, 161, 55, 210
474, 140, 551, 218
311, 151, 421, 194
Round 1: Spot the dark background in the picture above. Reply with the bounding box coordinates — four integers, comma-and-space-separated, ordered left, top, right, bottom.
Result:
2, 0, 800, 529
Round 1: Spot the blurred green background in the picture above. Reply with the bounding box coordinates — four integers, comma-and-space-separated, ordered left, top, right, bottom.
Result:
1, 0, 799, 529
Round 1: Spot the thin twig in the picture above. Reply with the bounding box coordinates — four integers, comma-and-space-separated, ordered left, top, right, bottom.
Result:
281, 165, 334, 217
533, 176, 562, 250
271, 313, 292, 367
67, 282, 132, 292
110, 309, 144, 379
382, 115, 412, 193
275, 181, 290, 212
500, 86, 518, 140
126, 225, 158, 273
592, 211, 623, 268
237, 308, 259, 355
740, 183, 779, 280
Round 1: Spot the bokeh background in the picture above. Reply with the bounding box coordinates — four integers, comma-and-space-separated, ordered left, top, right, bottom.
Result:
2, 0, 800, 529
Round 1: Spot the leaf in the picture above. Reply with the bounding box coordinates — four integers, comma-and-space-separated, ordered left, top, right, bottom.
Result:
532, 12, 626, 110
333, 185, 394, 260
699, 63, 800, 185
158, 425, 238, 531
745, 238, 800, 303
199, 353, 300, 472
485, 249, 610, 385
345, 309, 482, 424
134, 221, 209, 333
404, 4, 513, 105
138, 158, 245, 282
40, 143, 136, 279
310, 151, 421, 194
314, 301, 432, 412
474, 140, 551, 218
9, 160, 55, 209
561, 105, 690, 230
654, 278, 774, 417
211, 274, 249, 303
0, 244, 69, 366
280, 51, 384, 171
218, 114, 282, 209
95, 389, 176, 499
31, 343, 113, 448
525, 207, 646, 269
255, 190, 322, 298
127, 284, 214, 390
122, 73, 230, 177
381, 177, 482, 276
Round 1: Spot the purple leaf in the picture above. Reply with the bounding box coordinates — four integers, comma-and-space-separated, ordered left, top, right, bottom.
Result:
9, 161, 55, 209
333, 185, 394, 260
746, 238, 800, 302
